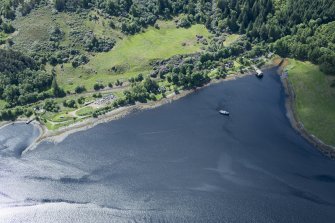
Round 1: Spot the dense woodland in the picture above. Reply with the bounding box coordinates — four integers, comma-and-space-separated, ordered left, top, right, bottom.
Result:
0, 0, 334, 120
0, 49, 56, 107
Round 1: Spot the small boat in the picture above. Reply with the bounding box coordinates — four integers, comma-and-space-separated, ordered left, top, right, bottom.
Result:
219, 110, 230, 116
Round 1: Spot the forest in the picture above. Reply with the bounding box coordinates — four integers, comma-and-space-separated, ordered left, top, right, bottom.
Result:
0, 49, 55, 107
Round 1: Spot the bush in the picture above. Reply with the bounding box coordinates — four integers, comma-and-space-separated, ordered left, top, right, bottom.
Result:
84, 35, 116, 52
135, 73, 144, 82
320, 62, 335, 75
77, 96, 85, 104
93, 93, 102, 98
72, 55, 89, 67
109, 21, 116, 29
43, 100, 59, 112
75, 85, 86, 93
1, 22, 15, 34
24, 109, 33, 117
149, 93, 157, 101
63, 99, 77, 108
173, 85, 179, 94
115, 79, 123, 86
143, 77, 159, 93
92, 111, 98, 118
177, 16, 191, 28
93, 83, 104, 91
49, 26, 64, 42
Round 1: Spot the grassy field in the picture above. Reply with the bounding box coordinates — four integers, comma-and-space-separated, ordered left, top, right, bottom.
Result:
12, 6, 121, 50
89, 20, 209, 72
223, 34, 240, 47
287, 59, 335, 146
12, 7, 53, 50
76, 107, 94, 116
57, 20, 210, 91
51, 113, 75, 122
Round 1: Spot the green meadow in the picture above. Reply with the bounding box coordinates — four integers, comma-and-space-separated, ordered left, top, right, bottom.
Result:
89, 21, 209, 72
287, 59, 335, 146
223, 34, 240, 47
57, 20, 210, 91
76, 107, 94, 116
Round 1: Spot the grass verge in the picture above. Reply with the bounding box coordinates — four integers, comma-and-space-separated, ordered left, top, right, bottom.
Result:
76, 107, 94, 116
287, 59, 335, 146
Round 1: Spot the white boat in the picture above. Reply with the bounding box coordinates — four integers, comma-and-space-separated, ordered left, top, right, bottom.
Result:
219, 110, 230, 115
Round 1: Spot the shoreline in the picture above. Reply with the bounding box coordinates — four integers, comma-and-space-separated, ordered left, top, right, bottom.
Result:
2, 61, 333, 159
10, 70, 255, 153
278, 59, 335, 159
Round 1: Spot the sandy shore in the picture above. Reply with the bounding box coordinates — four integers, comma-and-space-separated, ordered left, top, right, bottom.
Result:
278, 59, 335, 159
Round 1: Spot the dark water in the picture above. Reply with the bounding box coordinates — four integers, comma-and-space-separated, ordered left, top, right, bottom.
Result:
1, 69, 335, 222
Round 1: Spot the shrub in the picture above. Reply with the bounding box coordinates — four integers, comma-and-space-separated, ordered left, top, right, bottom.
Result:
135, 73, 144, 82
177, 16, 191, 28
93, 93, 102, 98
115, 79, 123, 86
84, 35, 116, 52
43, 100, 59, 112
63, 99, 77, 108
75, 85, 86, 93
77, 96, 85, 104
72, 55, 89, 67
93, 83, 104, 91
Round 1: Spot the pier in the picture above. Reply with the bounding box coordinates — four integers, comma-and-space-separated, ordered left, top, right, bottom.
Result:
252, 65, 263, 77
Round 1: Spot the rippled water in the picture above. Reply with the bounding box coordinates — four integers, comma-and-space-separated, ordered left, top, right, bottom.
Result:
1, 69, 335, 222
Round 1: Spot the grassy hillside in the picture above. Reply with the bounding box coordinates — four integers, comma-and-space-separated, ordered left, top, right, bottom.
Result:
287, 59, 335, 146
90, 21, 209, 72
12, 7, 52, 49
57, 20, 210, 91
12, 6, 121, 51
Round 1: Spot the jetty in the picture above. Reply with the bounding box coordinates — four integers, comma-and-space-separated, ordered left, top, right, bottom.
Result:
252, 65, 263, 77
26, 118, 34, 124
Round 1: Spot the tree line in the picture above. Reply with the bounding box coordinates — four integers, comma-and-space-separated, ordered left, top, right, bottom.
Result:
272, 21, 335, 74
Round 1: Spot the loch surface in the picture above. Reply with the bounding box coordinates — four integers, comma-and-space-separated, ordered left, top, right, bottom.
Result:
1, 69, 335, 222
